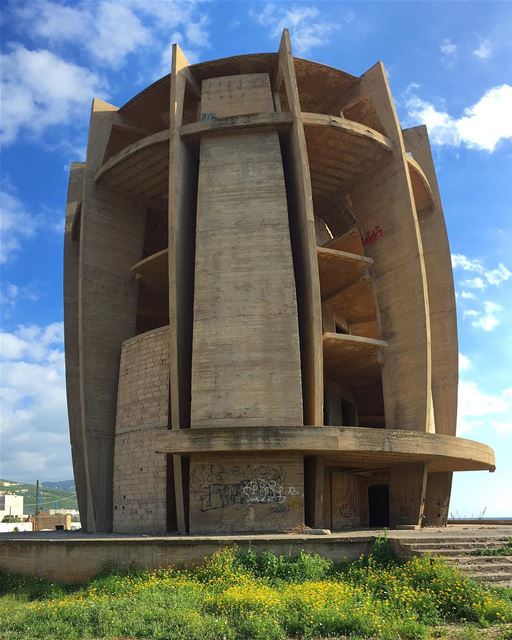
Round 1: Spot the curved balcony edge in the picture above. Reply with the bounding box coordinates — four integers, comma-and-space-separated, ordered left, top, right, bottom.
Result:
155, 425, 495, 473
301, 112, 394, 152
407, 155, 435, 213
94, 129, 171, 183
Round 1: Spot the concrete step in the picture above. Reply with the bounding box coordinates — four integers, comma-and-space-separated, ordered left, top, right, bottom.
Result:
401, 540, 509, 551
446, 556, 512, 565
455, 562, 512, 573
468, 572, 512, 584
404, 548, 505, 558
398, 536, 510, 544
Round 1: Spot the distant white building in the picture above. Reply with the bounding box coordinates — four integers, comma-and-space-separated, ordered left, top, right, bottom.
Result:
0, 493, 24, 520
49, 508, 79, 517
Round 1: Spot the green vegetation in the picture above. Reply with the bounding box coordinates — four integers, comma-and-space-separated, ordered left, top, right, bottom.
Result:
0, 479, 78, 515
471, 538, 512, 557
1, 515, 22, 523
0, 538, 511, 640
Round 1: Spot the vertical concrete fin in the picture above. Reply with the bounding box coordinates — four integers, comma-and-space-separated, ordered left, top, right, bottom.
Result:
344, 63, 433, 432
79, 98, 146, 532
402, 125, 458, 436
276, 29, 324, 426
64, 162, 87, 527
168, 43, 198, 532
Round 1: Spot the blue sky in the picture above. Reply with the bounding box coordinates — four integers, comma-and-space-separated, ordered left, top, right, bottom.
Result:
0, 1, 511, 516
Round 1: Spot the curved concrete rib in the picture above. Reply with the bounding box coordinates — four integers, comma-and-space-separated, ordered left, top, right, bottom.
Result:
403, 125, 458, 437
343, 63, 433, 433
64, 163, 87, 525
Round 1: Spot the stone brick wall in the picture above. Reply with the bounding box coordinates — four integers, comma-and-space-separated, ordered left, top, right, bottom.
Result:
113, 326, 169, 533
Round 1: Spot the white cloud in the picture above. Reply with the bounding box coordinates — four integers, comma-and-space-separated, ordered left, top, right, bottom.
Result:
250, 3, 337, 55
0, 44, 105, 145
473, 39, 492, 59
404, 84, 512, 152
470, 301, 502, 332
0, 184, 62, 262
452, 254, 482, 272
462, 277, 486, 290
185, 15, 210, 49
0, 322, 72, 482
12, 1, 148, 69
15, 1, 90, 42
13, 0, 209, 69
452, 253, 511, 289
460, 291, 476, 300
0, 281, 40, 307
459, 353, 470, 371
0, 188, 36, 263
485, 263, 512, 285
458, 379, 512, 435
440, 38, 457, 56
90, 2, 150, 69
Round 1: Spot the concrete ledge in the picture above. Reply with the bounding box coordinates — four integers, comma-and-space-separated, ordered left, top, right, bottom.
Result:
155, 426, 496, 473
0, 533, 374, 583
2, 525, 511, 584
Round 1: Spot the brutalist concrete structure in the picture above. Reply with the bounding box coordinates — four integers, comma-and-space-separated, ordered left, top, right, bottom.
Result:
64, 31, 495, 535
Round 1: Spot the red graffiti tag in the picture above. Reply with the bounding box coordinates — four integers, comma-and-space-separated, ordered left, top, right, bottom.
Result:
362, 225, 384, 247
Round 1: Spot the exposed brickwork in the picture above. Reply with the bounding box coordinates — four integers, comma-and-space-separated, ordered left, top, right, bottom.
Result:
116, 325, 170, 432
113, 326, 169, 533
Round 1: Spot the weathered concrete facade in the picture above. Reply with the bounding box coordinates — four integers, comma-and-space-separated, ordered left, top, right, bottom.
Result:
64, 30, 495, 534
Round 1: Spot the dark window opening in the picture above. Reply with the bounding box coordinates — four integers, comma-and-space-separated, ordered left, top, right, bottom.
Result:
303, 456, 316, 528
323, 386, 330, 425
341, 399, 357, 426
368, 484, 389, 527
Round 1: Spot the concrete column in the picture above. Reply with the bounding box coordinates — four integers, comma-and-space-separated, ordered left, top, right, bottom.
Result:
389, 462, 428, 528
424, 472, 452, 526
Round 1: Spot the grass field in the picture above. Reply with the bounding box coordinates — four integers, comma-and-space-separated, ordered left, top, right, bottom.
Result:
0, 537, 511, 640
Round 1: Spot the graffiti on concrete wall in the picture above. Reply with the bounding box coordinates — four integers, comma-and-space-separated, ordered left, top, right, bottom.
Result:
191, 464, 300, 512
362, 225, 384, 248
332, 472, 360, 528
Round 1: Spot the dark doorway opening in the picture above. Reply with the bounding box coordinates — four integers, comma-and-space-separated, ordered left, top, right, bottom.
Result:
368, 484, 389, 527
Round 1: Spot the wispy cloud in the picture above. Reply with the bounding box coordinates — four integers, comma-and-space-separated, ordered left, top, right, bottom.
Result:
0, 322, 72, 482
404, 84, 512, 152
458, 375, 512, 435
452, 254, 509, 331
473, 39, 492, 59
452, 254, 511, 288
0, 281, 40, 308
459, 353, 470, 371
0, 183, 62, 263
0, 187, 36, 263
249, 3, 338, 55
440, 38, 457, 56
465, 301, 502, 332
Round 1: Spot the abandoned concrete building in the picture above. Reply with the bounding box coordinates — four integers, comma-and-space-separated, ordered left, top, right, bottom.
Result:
64, 31, 495, 535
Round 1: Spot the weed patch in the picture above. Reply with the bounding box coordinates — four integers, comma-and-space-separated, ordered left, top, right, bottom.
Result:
0, 540, 510, 640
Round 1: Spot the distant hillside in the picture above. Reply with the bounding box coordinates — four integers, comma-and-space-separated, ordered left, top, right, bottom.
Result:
42, 480, 75, 492
0, 479, 78, 515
